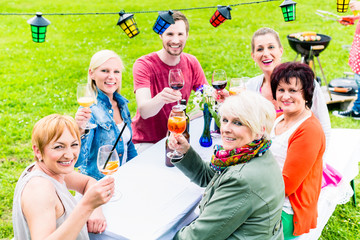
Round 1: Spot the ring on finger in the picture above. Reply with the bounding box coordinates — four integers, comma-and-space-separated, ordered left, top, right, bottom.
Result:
107, 190, 111, 196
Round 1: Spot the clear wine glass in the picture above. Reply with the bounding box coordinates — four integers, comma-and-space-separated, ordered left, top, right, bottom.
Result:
167, 105, 186, 160
77, 84, 97, 129
211, 69, 227, 92
97, 145, 121, 201
168, 69, 185, 106
229, 77, 249, 95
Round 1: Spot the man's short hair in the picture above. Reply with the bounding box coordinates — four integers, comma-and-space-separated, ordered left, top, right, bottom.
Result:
172, 11, 189, 34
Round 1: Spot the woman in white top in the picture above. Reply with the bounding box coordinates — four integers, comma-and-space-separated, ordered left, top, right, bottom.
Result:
12, 114, 114, 239
248, 27, 331, 149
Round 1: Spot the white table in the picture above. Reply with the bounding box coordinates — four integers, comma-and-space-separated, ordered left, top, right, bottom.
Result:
89, 117, 217, 240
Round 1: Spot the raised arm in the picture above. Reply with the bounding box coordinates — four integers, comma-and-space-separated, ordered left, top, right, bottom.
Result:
135, 87, 181, 119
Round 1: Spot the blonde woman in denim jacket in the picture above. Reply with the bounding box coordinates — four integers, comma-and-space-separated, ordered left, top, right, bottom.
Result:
75, 50, 137, 180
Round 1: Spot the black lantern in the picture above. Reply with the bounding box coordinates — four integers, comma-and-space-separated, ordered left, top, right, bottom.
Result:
153, 10, 175, 34
27, 12, 51, 43
210, 6, 232, 27
280, 0, 297, 22
337, 0, 350, 13
117, 11, 140, 38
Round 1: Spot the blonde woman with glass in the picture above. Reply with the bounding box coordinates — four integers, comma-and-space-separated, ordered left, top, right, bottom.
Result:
75, 50, 137, 180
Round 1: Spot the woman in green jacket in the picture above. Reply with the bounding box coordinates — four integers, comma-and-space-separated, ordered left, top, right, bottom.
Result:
169, 91, 285, 239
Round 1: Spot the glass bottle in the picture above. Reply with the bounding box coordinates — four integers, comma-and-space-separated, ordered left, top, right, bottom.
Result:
180, 99, 190, 143
165, 132, 174, 167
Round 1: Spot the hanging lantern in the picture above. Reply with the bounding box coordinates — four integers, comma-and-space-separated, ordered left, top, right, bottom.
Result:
280, 0, 297, 22
209, 5, 232, 27
153, 10, 175, 34
337, 0, 350, 12
117, 11, 140, 38
27, 12, 51, 43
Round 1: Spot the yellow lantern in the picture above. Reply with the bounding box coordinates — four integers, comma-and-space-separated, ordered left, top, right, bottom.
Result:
337, 0, 350, 12
117, 11, 140, 38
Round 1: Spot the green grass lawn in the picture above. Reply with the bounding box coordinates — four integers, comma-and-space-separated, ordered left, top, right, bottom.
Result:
1, 0, 360, 238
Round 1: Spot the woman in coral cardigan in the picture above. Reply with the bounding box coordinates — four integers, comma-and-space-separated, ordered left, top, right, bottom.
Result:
270, 62, 325, 239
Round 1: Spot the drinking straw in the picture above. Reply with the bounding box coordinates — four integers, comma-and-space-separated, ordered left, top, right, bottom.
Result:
102, 122, 127, 169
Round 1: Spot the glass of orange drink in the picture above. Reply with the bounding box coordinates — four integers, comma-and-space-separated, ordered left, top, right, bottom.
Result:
97, 145, 121, 200
229, 77, 249, 95
77, 83, 97, 129
167, 105, 186, 160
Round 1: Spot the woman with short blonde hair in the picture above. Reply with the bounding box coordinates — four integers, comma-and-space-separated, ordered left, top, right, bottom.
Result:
169, 91, 285, 239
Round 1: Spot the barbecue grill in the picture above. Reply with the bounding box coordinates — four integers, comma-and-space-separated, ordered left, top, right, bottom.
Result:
287, 33, 333, 100
287, 33, 331, 63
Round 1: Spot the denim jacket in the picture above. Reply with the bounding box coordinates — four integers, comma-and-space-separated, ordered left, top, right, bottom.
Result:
75, 88, 137, 180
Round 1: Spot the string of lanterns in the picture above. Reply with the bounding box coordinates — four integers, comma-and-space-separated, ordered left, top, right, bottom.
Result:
17, 0, 297, 43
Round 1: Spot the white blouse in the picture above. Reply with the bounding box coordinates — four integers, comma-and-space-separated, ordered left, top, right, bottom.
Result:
117, 121, 131, 166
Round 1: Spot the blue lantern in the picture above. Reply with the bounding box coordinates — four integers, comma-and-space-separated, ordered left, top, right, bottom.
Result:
153, 10, 175, 34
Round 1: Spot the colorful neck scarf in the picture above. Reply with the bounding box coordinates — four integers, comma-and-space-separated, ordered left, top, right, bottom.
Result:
210, 138, 271, 173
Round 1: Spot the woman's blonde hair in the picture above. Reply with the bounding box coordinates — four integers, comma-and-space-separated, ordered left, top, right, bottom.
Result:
219, 91, 276, 139
31, 114, 80, 161
87, 50, 124, 95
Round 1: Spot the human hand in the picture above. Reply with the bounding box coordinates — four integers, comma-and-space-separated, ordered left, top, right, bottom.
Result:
75, 107, 92, 133
87, 207, 107, 234
350, 1, 360, 12
156, 87, 182, 104
213, 89, 229, 103
168, 133, 190, 155
82, 177, 115, 210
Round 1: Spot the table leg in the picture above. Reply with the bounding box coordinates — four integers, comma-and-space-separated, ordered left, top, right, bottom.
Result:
351, 179, 357, 206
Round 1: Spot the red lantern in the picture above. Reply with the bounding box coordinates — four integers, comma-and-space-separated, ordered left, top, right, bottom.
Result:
210, 6, 232, 27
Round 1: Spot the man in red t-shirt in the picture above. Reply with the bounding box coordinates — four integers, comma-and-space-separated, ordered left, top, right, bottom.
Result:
132, 11, 207, 152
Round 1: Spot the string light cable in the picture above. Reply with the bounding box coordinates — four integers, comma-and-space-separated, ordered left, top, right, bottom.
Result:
0, 0, 281, 16
0, 0, 295, 42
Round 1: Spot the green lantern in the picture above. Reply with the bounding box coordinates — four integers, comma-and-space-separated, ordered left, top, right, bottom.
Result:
280, 0, 297, 22
27, 12, 51, 43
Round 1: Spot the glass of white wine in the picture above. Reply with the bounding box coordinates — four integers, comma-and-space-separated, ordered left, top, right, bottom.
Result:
97, 145, 121, 201
77, 84, 97, 129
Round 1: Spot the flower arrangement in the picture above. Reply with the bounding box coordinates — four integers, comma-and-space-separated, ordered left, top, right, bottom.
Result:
193, 84, 220, 127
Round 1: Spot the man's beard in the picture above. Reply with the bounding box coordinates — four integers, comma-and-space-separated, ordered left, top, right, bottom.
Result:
163, 43, 185, 57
